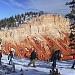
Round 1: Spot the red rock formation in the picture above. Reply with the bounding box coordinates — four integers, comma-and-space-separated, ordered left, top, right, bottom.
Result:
0, 14, 75, 60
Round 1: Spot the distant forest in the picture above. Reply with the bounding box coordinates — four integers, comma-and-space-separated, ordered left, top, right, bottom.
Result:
0, 11, 44, 30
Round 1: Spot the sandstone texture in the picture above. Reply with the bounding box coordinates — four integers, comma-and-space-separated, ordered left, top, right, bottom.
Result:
0, 14, 74, 60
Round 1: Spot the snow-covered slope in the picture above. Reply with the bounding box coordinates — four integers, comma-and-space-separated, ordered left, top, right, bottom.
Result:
0, 54, 75, 75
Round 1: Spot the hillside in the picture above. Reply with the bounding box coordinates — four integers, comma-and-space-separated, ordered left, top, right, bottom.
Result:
0, 14, 74, 60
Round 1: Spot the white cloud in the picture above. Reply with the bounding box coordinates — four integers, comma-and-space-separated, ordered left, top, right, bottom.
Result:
0, 0, 9, 5
8, 0, 33, 11
29, 0, 59, 11
0, 0, 71, 15
9, 0, 24, 8
28, 0, 71, 14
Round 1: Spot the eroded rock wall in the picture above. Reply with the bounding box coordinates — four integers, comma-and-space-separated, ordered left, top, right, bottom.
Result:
0, 14, 74, 60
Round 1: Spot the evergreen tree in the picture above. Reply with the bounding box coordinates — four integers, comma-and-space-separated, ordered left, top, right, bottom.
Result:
0, 11, 44, 30
66, 0, 75, 50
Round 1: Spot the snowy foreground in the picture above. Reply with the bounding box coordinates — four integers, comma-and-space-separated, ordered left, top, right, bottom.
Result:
0, 54, 75, 75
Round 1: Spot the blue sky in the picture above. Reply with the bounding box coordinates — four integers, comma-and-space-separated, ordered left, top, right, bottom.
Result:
0, 0, 71, 20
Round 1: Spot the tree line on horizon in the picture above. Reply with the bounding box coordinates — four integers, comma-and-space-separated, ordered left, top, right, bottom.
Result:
0, 11, 44, 30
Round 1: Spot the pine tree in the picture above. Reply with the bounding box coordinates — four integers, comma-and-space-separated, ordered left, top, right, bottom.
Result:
66, 0, 75, 50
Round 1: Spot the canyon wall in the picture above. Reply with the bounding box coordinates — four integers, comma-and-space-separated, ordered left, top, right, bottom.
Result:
0, 14, 74, 60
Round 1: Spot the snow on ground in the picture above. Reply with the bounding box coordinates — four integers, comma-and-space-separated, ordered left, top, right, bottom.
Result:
0, 54, 75, 75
